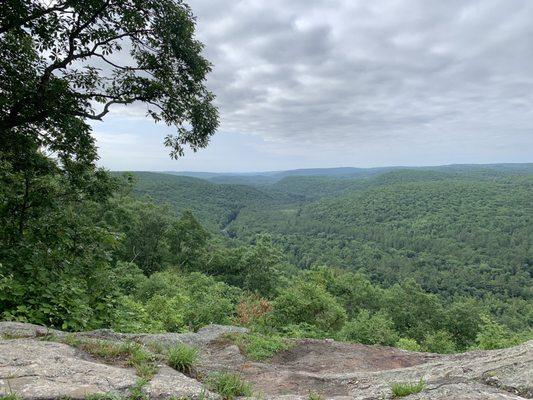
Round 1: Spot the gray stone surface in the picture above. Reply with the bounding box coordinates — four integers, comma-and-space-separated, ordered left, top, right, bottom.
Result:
75, 324, 248, 349
146, 366, 219, 400
0, 322, 531, 400
0, 322, 63, 339
0, 339, 136, 399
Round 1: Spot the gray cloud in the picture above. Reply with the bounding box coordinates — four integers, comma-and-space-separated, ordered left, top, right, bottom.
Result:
185, 0, 533, 150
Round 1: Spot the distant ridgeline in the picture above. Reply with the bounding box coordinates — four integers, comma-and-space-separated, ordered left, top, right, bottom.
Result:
126, 164, 533, 301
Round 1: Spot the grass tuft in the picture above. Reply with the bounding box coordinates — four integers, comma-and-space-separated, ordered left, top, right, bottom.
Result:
128, 379, 148, 400
84, 393, 120, 400
167, 343, 198, 374
206, 372, 253, 400
390, 379, 425, 397
232, 333, 292, 361
0, 394, 22, 400
61, 336, 158, 380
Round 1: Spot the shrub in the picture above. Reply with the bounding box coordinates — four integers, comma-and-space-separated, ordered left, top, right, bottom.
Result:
279, 323, 329, 339
423, 330, 456, 354
396, 338, 422, 352
206, 372, 253, 399
144, 294, 188, 332
235, 294, 272, 326
390, 379, 425, 397
272, 281, 347, 333
339, 310, 399, 346
181, 272, 242, 330
167, 343, 198, 374
112, 295, 163, 333
475, 315, 520, 350
233, 333, 291, 361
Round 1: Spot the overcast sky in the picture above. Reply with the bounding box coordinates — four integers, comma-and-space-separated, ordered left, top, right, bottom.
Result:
93, 0, 533, 172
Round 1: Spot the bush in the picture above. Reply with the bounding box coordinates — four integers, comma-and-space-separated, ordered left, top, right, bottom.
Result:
396, 338, 422, 352
339, 310, 399, 346
144, 294, 188, 332
112, 296, 163, 333
279, 323, 329, 339
181, 272, 242, 330
207, 372, 253, 399
272, 281, 346, 333
423, 330, 456, 354
475, 316, 515, 350
390, 379, 425, 397
167, 343, 198, 374
234, 294, 272, 326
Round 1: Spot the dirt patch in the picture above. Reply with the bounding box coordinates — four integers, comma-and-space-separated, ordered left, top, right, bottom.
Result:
201, 338, 439, 397
270, 339, 438, 373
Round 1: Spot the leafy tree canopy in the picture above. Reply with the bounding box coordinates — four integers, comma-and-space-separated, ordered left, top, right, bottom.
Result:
1, 0, 218, 167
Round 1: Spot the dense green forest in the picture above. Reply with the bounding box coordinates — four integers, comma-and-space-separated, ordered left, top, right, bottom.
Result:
2, 162, 532, 354
133, 166, 532, 301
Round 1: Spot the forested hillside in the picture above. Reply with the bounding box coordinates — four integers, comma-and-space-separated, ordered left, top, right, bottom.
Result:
127, 172, 299, 230
231, 171, 533, 300
2, 164, 532, 356
132, 166, 532, 301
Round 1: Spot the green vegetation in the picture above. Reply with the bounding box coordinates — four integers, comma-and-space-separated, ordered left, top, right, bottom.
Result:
1, 167, 531, 355
339, 310, 399, 346
0, 0, 531, 372
232, 333, 292, 361
0, 394, 21, 400
167, 343, 199, 374
206, 372, 253, 399
61, 337, 157, 380
128, 379, 149, 400
85, 394, 120, 400
390, 379, 425, 397
396, 338, 422, 352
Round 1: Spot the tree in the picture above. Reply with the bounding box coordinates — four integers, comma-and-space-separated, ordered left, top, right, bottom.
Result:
240, 235, 284, 297
119, 201, 171, 275
1, 0, 218, 163
168, 210, 210, 269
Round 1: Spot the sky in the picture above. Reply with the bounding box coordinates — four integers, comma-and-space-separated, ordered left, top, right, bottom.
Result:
92, 0, 533, 172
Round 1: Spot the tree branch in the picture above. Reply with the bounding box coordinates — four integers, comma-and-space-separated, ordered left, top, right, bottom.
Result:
0, 2, 69, 34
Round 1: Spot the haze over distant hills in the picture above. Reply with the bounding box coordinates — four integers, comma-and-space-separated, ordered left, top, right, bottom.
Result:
159, 163, 533, 185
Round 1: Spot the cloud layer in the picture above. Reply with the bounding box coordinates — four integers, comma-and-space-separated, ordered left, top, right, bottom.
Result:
94, 0, 533, 171
191, 0, 533, 145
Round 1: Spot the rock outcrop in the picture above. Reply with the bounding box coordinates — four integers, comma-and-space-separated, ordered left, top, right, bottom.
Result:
0, 322, 531, 399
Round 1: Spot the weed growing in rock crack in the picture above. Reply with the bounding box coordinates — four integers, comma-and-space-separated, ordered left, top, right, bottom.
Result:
0, 378, 21, 400
84, 393, 120, 400
206, 372, 252, 400
0, 394, 21, 400
128, 379, 148, 400
60, 336, 158, 380
167, 343, 198, 374
308, 393, 323, 400
230, 333, 292, 361
390, 379, 425, 397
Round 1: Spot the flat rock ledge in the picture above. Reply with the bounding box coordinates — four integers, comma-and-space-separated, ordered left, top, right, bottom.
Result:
1, 322, 532, 400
